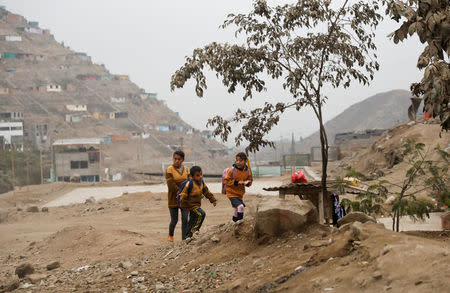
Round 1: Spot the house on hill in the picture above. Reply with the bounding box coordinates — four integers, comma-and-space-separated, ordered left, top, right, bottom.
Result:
46, 84, 62, 92
66, 104, 87, 112
0, 121, 23, 151
53, 138, 102, 182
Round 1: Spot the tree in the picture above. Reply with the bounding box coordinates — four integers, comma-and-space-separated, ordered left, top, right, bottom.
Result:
170, 0, 383, 198
369, 139, 447, 232
385, 0, 450, 130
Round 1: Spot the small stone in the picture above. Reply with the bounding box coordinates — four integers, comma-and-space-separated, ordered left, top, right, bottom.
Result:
130, 271, 138, 276
97, 206, 105, 210
303, 243, 311, 250
211, 236, 220, 243
103, 268, 115, 277
41, 207, 49, 212
84, 197, 96, 204
135, 241, 144, 246
15, 263, 34, 278
17, 207, 23, 211
380, 245, 392, 256
123, 207, 130, 211
295, 265, 304, 271
2, 278, 19, 292
155, 283, 164, 290
372, 271, 382, 280
324, 288, 334, 291
46, 261, 60, 270
384, 285, 392, 291
414, 280, 422, 286
21, 283, 33, 289
26, 206, 39, 213
132, 276, 145, 283
340, 262, 349, 266
26, 273, 47, 284
119, 261, 133, 269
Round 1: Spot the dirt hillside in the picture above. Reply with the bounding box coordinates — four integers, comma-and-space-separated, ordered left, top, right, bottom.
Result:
0, 189, 448, 292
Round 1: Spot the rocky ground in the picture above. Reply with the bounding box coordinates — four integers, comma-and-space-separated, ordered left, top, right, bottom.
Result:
0, 188, 449, 292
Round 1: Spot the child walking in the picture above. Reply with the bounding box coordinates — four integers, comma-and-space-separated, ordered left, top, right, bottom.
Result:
179, 166, 217, 239
165, 150, 190, 242
224, 152, 253, 222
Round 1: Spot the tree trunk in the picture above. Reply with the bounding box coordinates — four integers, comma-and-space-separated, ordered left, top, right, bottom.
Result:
392, 211, 396, 231
396, 211, 400, 232
318, 120, 328, 207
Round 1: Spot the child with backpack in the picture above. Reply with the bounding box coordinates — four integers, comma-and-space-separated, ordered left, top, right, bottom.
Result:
165, 150, 190, 242
179, 166, 217, 239
223, 152, 252, 222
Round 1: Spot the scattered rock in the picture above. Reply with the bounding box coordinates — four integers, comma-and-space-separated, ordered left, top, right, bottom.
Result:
46, 261, 60, 270
97, 206, 105, 210
155, 283, 164, 290
380, 245, 392, 256
132, 276, 145, 283
135, 241, 144, 246
255, 197, 317, 237
118, 261, 133, 269
372, 271, 382, 280
26, 273, 47, 284
84, 197, 96, 204
0, 278, 19, 292
123, 206, 130, 212
26, 206, 39, 213
41, 207, 49, 212
211, 236, 220, 243
21, 283, 33, 289
130, 271, 138, 276
16, 207, 23, 211
441, 212, 450, 230
15, 263, 34, 278
122, 191, 129, 195
103, 268, 115, 277
337, 212, 376, 226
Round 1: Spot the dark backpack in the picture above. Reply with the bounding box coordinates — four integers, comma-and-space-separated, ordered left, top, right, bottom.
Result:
177, 179, 204, 206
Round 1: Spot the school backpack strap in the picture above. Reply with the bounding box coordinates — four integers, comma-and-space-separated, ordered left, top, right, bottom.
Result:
187, 179, 194, 195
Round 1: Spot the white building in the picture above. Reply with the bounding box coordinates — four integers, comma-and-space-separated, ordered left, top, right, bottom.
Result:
5, 35, 22, 41
0, 121, 23, 151
110, 97, 125, 103
46, 84, 62, 92
66, 104, 87, 112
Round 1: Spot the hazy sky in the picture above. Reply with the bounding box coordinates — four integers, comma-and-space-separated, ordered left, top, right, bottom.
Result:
3, 0, 424, 142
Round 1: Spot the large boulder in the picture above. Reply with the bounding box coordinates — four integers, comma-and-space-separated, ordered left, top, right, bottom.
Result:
337, 212, 376, 226
255, 198, 317, 237
442, 212, 450, 231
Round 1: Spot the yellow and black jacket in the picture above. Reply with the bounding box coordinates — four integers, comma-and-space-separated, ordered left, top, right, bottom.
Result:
165, 165, 190, 208
179, 180, 216, 211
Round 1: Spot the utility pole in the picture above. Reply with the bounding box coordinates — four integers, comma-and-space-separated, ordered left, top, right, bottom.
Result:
40, 148, 44, 184
290, 133, 296, 173
10, 143, 16, 191
26, 146, 30, 186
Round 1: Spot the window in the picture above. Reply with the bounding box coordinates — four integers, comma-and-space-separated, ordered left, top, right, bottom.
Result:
71, 160, 88, 169
70, 161, 79, 169
10, 127, 22, 131
0, 127, 9, 131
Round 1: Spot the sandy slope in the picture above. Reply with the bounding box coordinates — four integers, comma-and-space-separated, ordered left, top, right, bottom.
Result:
0, 189, 448, 292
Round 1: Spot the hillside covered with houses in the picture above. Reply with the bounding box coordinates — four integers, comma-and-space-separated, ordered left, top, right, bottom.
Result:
0, 6, 232, 183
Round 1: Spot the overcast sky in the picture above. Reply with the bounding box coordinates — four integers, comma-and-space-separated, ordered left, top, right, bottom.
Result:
3, 0, 424, 142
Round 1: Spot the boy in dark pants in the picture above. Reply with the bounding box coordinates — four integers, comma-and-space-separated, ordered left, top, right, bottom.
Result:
224, 152, 252, 222
179, 166, 217, 239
